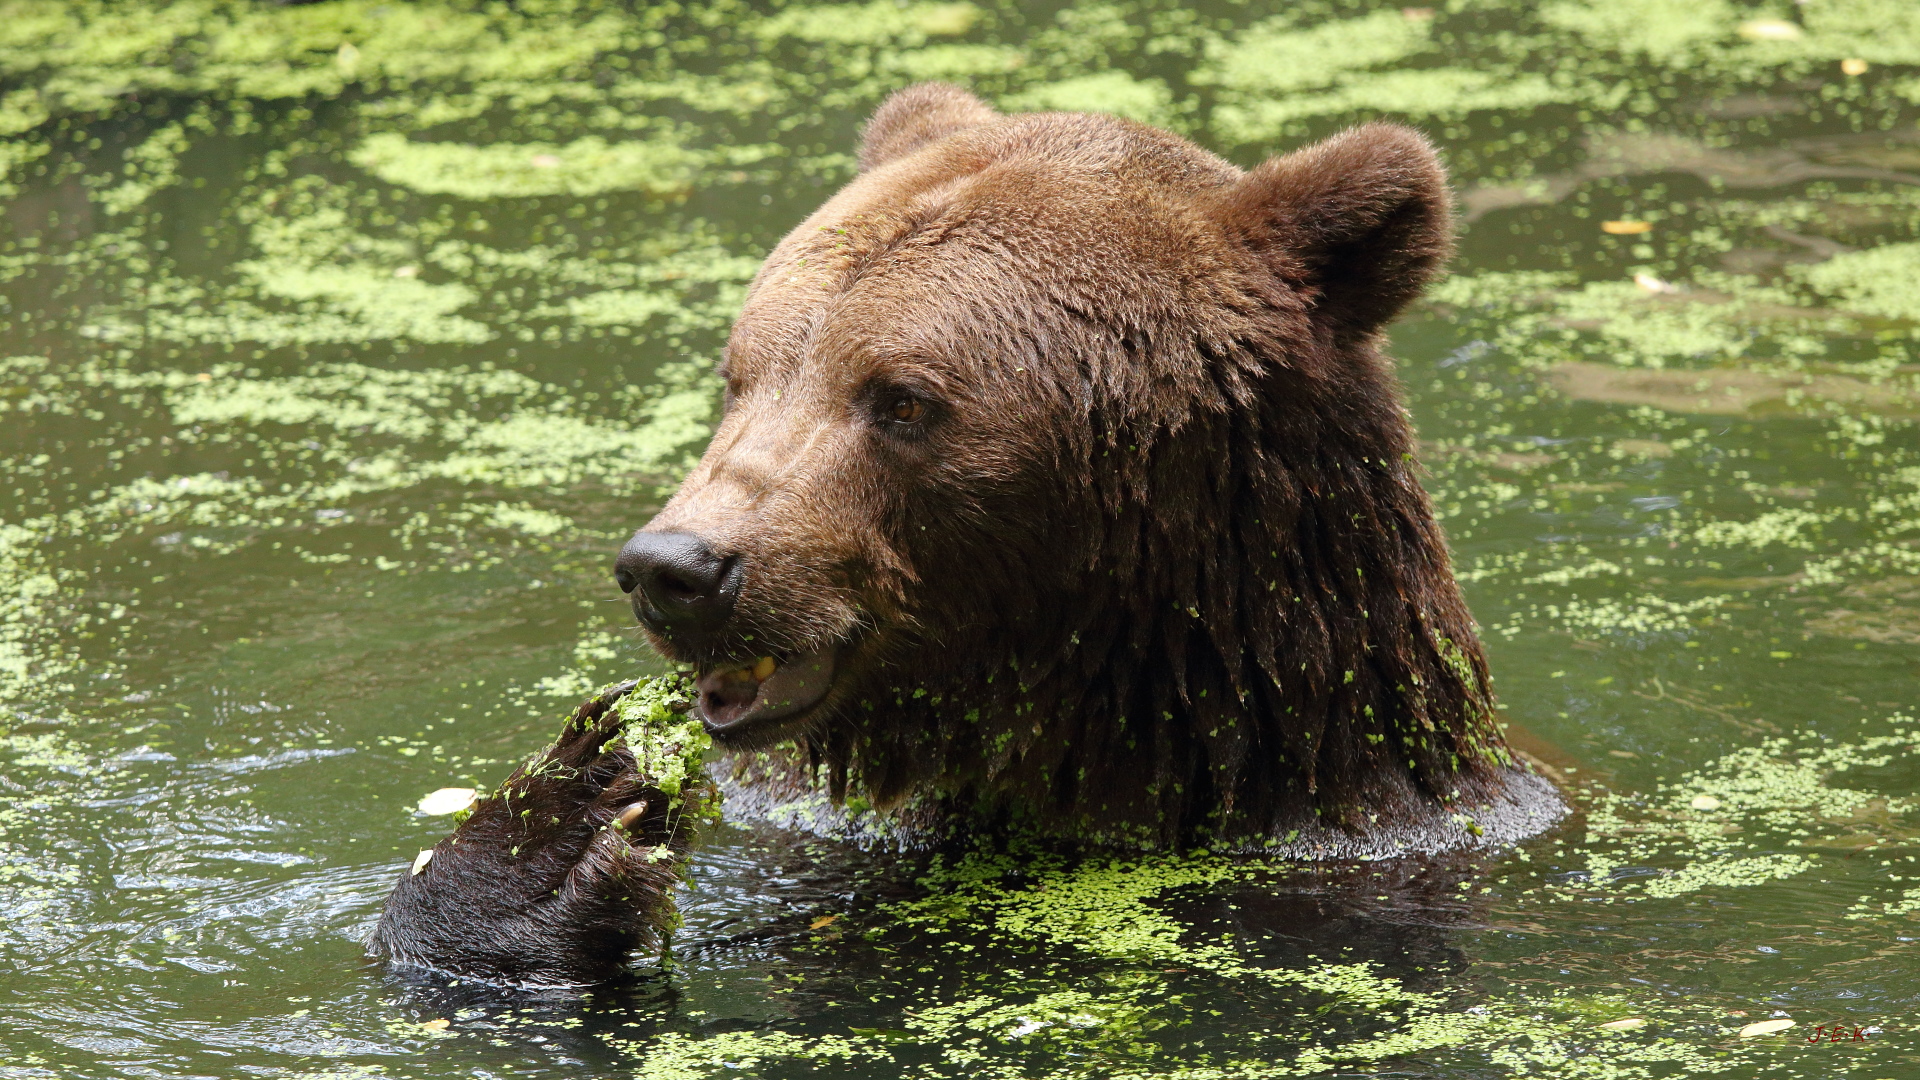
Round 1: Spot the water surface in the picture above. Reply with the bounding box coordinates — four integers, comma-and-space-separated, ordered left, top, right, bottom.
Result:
5, 1, 1920, 1076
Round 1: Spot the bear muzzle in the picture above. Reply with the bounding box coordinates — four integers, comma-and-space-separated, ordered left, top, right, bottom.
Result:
615, 528, 843, 736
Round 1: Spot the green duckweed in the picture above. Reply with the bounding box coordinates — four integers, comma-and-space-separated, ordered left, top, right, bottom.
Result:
6, 0, 1920, 1077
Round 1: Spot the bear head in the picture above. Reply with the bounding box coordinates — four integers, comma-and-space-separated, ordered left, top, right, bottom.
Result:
615, 83, 1554, 852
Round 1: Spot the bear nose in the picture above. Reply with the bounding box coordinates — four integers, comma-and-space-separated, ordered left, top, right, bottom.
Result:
615, 531, 740, 642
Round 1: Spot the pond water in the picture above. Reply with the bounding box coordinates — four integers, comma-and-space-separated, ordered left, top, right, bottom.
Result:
5, 1, 1920, 1077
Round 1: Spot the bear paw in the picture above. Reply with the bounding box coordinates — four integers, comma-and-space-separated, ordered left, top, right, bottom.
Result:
368, 677, 713, 988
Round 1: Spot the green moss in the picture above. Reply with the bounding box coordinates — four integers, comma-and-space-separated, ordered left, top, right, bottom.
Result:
1538, 0, 1737, 66
1215, 69, 1569, 143
1196, 10, 1433, 98
1795, 0, 1920, 65
1001, 71, 1176, 126
1493, 594, 1731, 640
1550, 722, 1920, 906
890, 42, 1026, 81
1798, 241, 1920, 322
0, 2, 629, 113
236, 259, 490, 343
612, 675, 711, 803
626, 1031, 880, 1079
350, 132, 777, 201
754, 1, 981, 45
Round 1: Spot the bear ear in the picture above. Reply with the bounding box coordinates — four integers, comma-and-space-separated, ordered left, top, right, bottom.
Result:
1216, 123, 1455, 342
857, 82, 997, 172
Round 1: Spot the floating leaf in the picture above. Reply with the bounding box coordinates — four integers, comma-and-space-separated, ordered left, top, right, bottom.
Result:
1690, 795, 1722, 811
420, 1018, 450, 1032
1599, 1017, 1647, 1031
1602, 220, 1652, 234
809, 914, 839, 930
1841, 58, 1868, 76
417, 787, 476, 815
1737, 19, 1801, 41
1739, 1019, 1795, 1037
1632, 273, 1675, 294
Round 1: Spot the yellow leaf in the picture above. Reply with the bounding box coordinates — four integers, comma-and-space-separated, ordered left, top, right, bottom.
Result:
421, 1018, 450, 1032
1842, 58, 1869, 76
1602, 220, 1653, 235
1738, 19, 1802, 41
1599, 1018, 1647, 1031
1739, 1019, 1795, 1037
809, 914, 839, 930
417, 787, 476, 815
410, 848, 434, 875
1690, 794, 1722, 811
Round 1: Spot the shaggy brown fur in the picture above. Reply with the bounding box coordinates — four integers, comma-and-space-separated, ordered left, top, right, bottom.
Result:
641, 83, 1559, 852
374, 84, 1563, 987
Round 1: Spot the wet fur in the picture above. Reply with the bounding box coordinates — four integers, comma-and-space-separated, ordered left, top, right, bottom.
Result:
653, 85, 1557, 849
374, 84, 1563, 986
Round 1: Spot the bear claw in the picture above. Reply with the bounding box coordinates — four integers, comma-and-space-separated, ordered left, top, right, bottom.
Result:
614, 800, 651, 830
368, 678, 713, 988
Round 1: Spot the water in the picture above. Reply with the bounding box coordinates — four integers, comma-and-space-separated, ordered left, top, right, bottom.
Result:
4, 1, 1920, 1076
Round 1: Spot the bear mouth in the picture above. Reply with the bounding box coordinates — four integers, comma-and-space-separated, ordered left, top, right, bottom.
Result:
693, 649, 837, 736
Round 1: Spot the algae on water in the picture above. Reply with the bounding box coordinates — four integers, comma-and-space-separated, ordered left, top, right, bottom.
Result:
6, 0, 1920, 1076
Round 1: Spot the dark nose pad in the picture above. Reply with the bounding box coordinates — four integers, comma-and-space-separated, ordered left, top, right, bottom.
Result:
615, 531, 740, 643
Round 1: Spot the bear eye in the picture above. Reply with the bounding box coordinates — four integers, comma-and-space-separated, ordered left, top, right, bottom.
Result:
889, 396, 926, 424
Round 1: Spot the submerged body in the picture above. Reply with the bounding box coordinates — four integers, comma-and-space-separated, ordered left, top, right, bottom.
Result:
373, 84, 1564, 986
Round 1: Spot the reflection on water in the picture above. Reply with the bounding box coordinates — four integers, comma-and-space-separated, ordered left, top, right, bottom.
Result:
5, 0, 1920, 1076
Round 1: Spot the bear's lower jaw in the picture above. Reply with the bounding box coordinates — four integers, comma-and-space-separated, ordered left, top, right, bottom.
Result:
695, 647, 837, 736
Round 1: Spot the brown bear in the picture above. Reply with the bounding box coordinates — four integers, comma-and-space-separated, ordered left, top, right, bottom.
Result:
370, 83, 1564, 987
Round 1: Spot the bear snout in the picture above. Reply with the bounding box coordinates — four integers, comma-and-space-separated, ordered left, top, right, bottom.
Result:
614, 529, 743, 652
